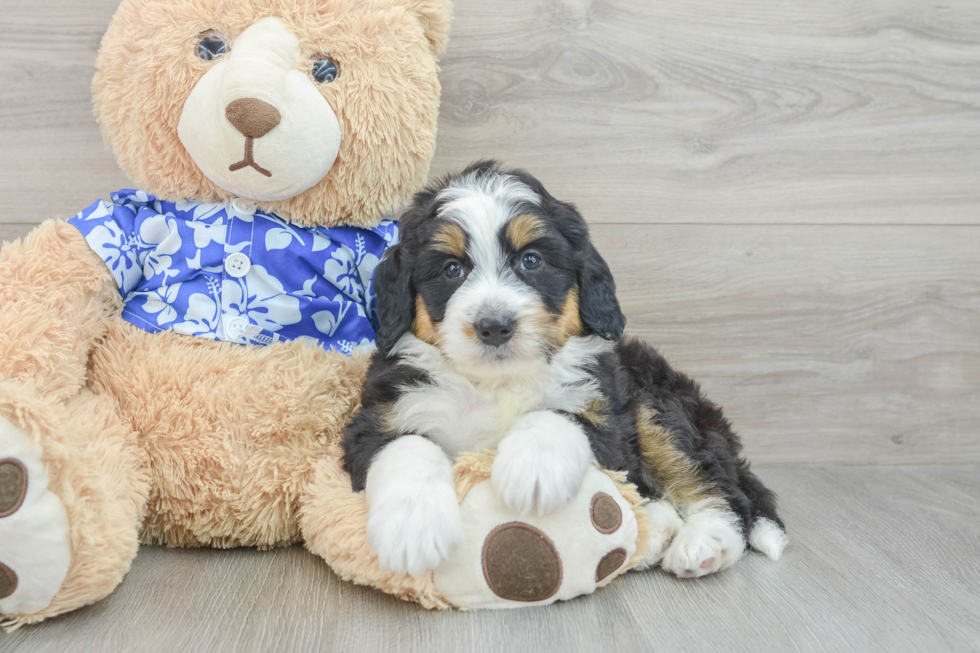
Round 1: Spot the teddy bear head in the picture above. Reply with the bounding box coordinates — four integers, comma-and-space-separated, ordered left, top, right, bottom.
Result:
93, 0, 450, 228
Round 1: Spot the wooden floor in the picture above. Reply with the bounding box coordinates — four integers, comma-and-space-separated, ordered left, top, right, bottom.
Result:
1, 0, 979, 650
1, 466, 979, 653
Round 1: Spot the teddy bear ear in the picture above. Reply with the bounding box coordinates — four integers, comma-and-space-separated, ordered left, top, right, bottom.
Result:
398, 0, 452, 55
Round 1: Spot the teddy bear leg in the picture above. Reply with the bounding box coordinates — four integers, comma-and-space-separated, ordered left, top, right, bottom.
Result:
0, 384, 149, 629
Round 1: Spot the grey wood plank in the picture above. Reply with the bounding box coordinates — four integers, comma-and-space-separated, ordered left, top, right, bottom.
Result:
1, 465, 978, 652
5, 218, 975, 465
432, 0, 980, 225
2, 0, 980, 225
589, 223, 980, 466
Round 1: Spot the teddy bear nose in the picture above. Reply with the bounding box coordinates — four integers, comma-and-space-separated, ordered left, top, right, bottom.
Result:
225, 98, 282, 139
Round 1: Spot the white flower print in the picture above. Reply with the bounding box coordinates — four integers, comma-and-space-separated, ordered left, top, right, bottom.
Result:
172, 291, 220, 336
222, 265, 301, 332
70, 195, 396, 352
265, 224, 307, 251
86, 220, 142, 295
134, 282, 182, 326
323, 248, 363, 301
136, 214, 182, 281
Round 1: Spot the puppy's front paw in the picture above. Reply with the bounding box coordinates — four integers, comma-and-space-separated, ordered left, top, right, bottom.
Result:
366, 486, 462, 577
366, 436, 462, 577
492, 411, 592, 516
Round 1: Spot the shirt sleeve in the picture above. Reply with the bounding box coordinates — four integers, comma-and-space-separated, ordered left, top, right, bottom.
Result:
67, 198, 144, 297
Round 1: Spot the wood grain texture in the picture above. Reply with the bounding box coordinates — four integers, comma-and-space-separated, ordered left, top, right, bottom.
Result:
1, 465, 978, 653
591, 224, 980, 465
1, 2, 979, 464
432, 0, 980, 225
3, 221, 977, 465
1, 0, 980, 224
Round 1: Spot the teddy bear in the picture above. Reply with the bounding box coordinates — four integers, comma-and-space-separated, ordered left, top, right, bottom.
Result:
0, 0, 645, 626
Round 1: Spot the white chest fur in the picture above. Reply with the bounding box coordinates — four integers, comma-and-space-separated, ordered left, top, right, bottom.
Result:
387, 336, 610, 458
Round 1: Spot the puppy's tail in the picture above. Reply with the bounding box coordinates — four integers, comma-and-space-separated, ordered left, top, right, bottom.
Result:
749, 517, 789, 561
737, 462, 789, 561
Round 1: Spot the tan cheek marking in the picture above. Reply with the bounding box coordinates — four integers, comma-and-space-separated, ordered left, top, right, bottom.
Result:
554, 287, 582, 346
433, 223, 466, 257
507, 214, 546, 250
412, 296, 439, 345
635, 405, 718, 508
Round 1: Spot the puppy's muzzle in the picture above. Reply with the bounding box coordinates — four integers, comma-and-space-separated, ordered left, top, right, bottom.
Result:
475, 317, 516, 347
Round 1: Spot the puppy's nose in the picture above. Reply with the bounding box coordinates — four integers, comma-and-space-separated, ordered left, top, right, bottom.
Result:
475, 318, 516, 347
225, 98, 281, 138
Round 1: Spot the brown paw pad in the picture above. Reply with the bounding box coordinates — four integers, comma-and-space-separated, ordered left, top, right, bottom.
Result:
590, 492, 622, 534
482, 522, 562, 602
0, 458, 28, 518
0, 562, 17, 600
596, 547, 628, 582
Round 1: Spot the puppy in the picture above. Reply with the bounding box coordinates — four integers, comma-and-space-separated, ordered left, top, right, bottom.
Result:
342, 161, 788, 578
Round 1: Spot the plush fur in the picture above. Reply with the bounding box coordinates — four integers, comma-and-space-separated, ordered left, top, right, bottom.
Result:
95, 0, 448, 227
342, 162, 787, 579
0, 0, 449, 627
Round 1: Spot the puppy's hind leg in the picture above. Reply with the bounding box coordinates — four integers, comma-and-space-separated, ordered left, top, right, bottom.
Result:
661, 498, 745, 578
634, 405, 745, 577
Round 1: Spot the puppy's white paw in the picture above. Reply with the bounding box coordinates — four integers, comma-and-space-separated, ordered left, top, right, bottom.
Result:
635, 499, 684, 569
366, 436, 462, 577
662, 507, 745, 578
492, 411, 592, 516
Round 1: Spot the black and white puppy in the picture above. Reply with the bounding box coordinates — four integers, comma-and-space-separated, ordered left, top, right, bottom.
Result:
343, 161, 788, 578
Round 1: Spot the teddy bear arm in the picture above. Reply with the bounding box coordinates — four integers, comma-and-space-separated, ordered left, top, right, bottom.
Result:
0, 220, 122, 402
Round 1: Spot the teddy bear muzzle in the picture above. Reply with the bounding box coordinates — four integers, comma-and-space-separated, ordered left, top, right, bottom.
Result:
177, 17, 341, 203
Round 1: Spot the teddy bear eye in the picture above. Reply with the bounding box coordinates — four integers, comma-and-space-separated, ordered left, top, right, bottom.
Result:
197, 30, 229, 62
311, 57, 340, 84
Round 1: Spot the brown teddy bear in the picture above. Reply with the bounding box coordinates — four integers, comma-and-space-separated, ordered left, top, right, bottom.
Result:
0, 0, 645, 626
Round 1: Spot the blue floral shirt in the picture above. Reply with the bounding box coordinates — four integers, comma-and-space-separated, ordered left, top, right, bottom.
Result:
68, 190, 397, 354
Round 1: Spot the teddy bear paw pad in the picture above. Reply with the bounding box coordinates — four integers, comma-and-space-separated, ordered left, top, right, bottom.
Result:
481, 523, 562, 602
0, 458, 28, 518
434, 466, 638, 608
0, 418, 71, 615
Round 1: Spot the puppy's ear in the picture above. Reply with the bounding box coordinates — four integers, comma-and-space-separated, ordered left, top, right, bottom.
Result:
373, 244, 415, 354
579, 242, 626, 341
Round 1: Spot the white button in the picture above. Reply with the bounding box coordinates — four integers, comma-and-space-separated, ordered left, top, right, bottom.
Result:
225, 316, 250, 339
231, 197, 256, 215
225, 252, 251, 278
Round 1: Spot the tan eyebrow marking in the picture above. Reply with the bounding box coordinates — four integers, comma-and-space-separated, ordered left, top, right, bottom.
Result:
432, 222, 466, 257
506, 213, 546, 250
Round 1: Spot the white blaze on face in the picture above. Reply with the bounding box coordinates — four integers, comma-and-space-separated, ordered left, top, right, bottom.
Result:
434, 173, 546, 372
178, 17, 341, 202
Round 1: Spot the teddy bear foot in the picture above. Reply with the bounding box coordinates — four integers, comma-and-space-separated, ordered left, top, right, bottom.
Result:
434, 466, 640, 608
0, 418, 71, 617
661, 506, 745, 579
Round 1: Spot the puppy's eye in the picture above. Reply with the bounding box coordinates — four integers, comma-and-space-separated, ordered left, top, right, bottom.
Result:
444, 261, 464, 279
521, 253, 543, 271
197, 30, 229, 62
311, 56, 340, 84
